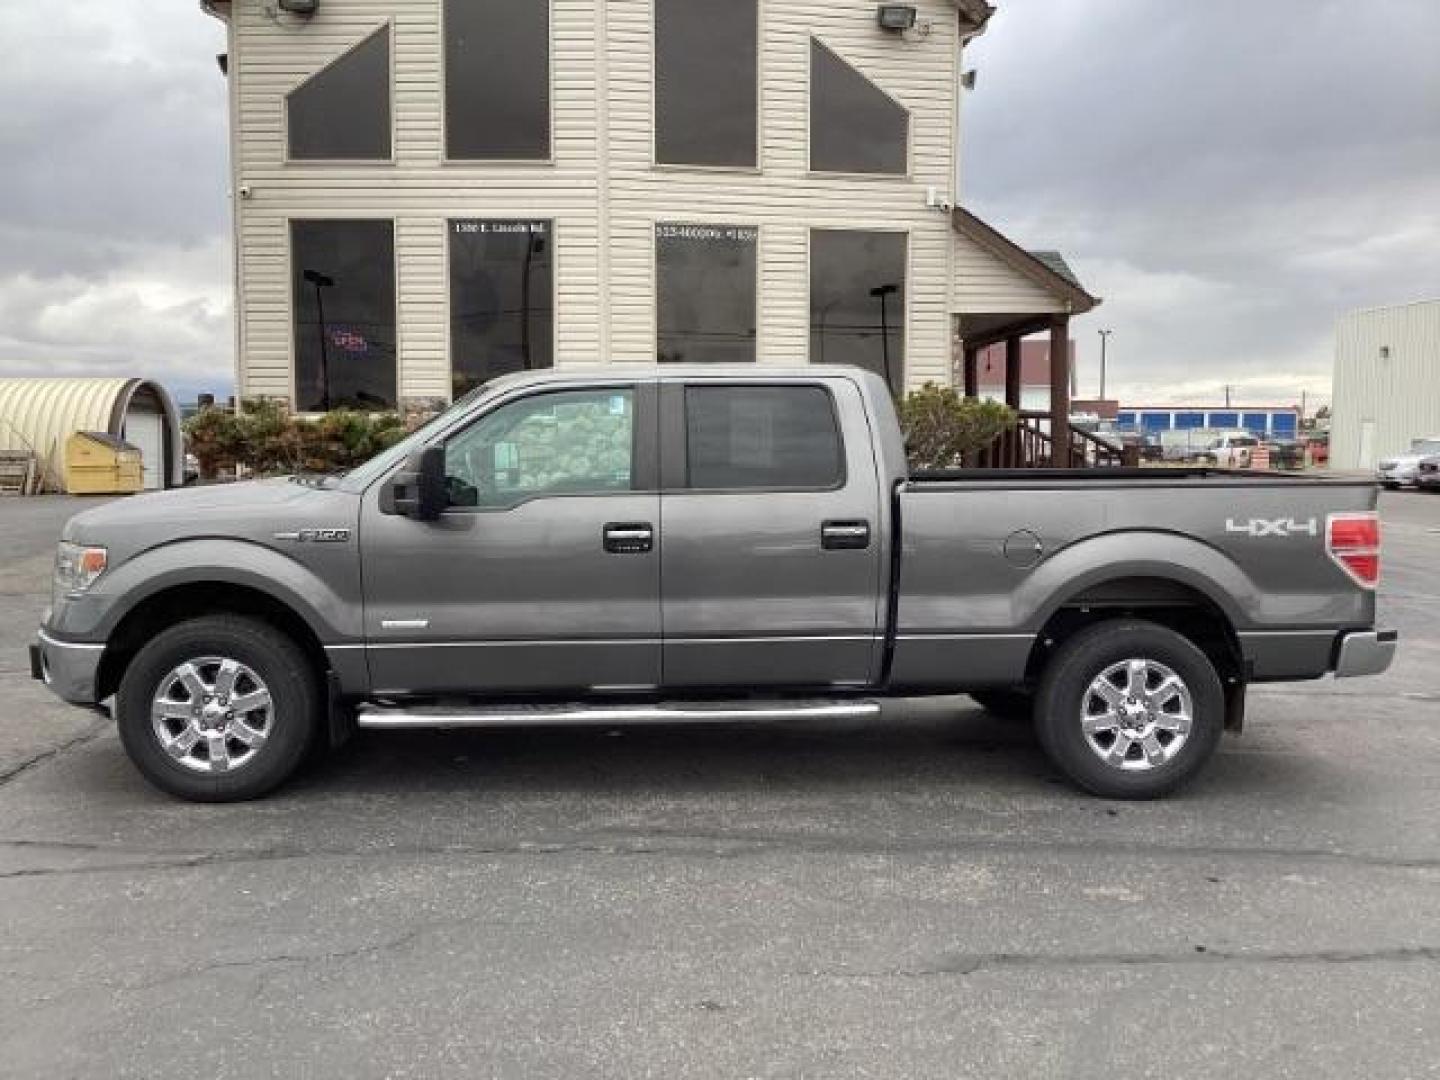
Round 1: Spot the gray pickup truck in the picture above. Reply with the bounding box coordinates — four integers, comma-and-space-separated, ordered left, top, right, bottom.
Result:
32, 367, 1394, 802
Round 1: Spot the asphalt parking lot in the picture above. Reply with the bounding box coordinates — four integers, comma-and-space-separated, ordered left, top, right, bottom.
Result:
1, 491, 1437, 1078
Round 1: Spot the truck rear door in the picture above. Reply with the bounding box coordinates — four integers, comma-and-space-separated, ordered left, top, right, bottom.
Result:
657, 378, 884, 689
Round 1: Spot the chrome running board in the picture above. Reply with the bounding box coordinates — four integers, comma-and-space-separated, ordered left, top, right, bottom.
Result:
355, 698, 881, 730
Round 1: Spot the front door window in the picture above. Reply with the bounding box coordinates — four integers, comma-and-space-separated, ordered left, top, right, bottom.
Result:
443, 387, 636, 508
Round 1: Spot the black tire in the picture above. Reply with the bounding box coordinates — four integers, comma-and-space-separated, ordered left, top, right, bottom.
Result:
1381, 482, 1400, 491
116, 615, 320, 802
1034, 619, 1224, 799
969, 689, 1034, 723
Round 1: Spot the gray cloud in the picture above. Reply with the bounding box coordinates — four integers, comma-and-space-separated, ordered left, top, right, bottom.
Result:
0, 5, 231, 400
964, 0, 1440, 407
1, 2, 1435, 410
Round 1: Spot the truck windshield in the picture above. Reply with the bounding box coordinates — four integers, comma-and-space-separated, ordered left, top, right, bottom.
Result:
338, 383, 496, 492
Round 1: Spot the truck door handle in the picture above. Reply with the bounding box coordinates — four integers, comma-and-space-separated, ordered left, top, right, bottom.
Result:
821, 520, 870, 550
603, 522, 654, 554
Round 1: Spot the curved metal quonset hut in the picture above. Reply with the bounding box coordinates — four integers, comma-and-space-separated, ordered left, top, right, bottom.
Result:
0, 378, 184, 492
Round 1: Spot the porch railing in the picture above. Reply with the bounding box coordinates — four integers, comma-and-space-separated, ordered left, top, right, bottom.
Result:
975, 411, 1137, 469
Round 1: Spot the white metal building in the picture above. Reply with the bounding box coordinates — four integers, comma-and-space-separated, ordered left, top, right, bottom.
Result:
0, 377, 185, 492
202, 0, 1098, 428
1331, 298, 1440, 470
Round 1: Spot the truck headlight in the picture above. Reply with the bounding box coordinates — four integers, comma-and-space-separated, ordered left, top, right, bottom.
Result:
54, 542, 108, 595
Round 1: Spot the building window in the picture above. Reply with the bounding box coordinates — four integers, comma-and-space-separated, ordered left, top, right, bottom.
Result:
287, 26, 391, 161
291, 220, 397, 412
655, 0, 757, 167
445, 0, 550, 160
450, 220, 554, 398
656, 224, 757, 364
685, 386, 844, 490
809, 40, 908, 175
810, 229, 907, 396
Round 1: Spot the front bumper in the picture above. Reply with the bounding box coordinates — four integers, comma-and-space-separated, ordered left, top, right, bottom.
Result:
30, 629, 105, 705
1334, 629, 1398, 678
1377, 469, 1415, 486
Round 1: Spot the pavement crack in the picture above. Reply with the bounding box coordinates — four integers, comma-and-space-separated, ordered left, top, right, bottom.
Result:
2, 830, 1439, 879
116, 925, 438, 994
808, 945, 1440, 978
0, 717, 110, 787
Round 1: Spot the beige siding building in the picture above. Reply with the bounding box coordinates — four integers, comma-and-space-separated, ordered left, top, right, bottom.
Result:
1331, 298, 1440, 470
203, 0, 1096, 428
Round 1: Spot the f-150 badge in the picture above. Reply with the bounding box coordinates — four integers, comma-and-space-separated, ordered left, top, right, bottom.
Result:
1225, 517, 1318, 538
273, 528, 352, 543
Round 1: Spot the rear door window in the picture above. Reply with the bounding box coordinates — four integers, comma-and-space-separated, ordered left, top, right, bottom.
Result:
683, 385, 843, 490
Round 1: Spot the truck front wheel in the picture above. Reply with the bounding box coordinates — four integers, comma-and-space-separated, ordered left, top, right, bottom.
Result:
1034, 619, 1224, 799
115, 615, 320, 802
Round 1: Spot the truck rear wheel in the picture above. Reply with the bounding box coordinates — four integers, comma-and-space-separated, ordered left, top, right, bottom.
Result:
115, 615, 320, 802
1034, 619, 1224, 799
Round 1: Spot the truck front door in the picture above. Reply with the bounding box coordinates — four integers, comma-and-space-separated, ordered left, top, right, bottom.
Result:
657, 378, 884, 689
360, 382, 661, 695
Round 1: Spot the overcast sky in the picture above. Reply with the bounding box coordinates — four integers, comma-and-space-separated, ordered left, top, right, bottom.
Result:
0, 1, 1436, 408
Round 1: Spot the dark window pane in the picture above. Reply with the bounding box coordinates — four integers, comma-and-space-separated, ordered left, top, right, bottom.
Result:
810, 39, 908, 175
287, 27, 391, 161
810, 229, 907, 396
291, 220, 396, 412
685, 386, 844, 490
655, 0, 757, 166
445, 0, 550, 159
450, 220, 553, 397
657, 224, 757, 364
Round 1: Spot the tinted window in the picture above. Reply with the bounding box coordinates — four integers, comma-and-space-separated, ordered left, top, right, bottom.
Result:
288, 27, 391, 160
291, 220, 396, 412
657, 224, 757, 364
655, 0, 757, 166
810, 40, 908, 174
685, 386, 843, 490
445, 0, 550, 159
450, 220, 554, 397
809, 230, 907, 396
444, 388, 635, 507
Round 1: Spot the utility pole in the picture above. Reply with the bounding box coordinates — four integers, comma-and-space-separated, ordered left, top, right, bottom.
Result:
1223, 384, 1235, 409
1097, 328, 1112, 400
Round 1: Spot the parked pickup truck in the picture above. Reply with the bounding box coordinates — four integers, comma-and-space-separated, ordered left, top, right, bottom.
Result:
32, 367, 1395, 802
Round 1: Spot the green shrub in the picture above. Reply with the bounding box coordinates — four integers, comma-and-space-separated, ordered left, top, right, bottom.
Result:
897, 383, 1016, 470
184, 400, 408, 479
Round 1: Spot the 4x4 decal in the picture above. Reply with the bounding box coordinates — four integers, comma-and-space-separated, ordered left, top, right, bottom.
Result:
1225, 517, 1319, 538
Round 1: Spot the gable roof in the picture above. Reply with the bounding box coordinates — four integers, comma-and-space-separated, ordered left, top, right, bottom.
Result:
950, 207, 1100, 314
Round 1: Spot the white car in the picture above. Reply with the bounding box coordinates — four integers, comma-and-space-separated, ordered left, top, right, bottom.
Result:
1378, 436, 1440, 489
1193, 432, 1260, 468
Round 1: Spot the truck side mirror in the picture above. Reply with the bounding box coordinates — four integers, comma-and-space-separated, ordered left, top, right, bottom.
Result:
379, 446, 446, 521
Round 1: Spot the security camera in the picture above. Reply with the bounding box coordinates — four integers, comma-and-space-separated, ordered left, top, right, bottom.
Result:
238, 185, 253, 199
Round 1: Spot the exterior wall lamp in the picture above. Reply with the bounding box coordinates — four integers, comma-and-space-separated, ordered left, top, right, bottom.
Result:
876, 5, 918, 31
277, 0, 320, 15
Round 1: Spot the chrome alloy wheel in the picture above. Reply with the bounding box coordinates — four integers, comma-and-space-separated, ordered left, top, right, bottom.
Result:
1080, 658, 1193, 771
150, 657, 274, 774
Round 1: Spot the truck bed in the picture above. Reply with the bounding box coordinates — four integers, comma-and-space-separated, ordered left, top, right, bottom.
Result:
908, 467, 1374, 486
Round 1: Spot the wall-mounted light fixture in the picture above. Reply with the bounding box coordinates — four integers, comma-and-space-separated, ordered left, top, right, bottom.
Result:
277, 0, 320, 15
876, 5, 918, 31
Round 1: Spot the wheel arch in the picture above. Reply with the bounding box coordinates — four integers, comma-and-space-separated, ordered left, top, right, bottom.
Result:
1023, 573, 1248, 732
96, 581, 331, 703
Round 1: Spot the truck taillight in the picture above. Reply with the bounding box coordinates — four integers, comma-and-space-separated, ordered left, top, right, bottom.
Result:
1327, 512, 1380, 588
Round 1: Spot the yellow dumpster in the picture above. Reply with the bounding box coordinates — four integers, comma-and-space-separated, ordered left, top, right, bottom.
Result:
65, 432, 144, 495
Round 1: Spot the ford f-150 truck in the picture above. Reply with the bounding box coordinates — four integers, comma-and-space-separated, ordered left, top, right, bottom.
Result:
31, 367, 1395, 802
